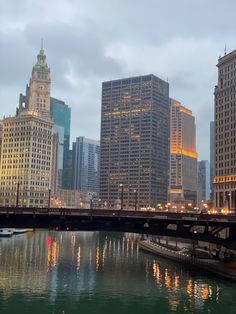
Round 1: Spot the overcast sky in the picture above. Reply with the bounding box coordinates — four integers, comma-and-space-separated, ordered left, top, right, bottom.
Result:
0, 0, 236, 160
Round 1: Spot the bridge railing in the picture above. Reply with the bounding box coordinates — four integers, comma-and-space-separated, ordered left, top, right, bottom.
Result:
0, 206, 236, 222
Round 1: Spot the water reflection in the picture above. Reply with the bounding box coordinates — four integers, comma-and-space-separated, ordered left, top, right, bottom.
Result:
0, 231, 235, 314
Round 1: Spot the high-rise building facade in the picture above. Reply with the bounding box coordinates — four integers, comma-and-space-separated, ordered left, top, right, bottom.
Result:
100, 74, 170, 208
214, 50, 236, 210
50, 97, 71, 189
198, 160, 210, 201
0, 48, 53, 207
210, 121, 215, 199
169, 99, 198, 206
52, 124, 64, 190
73, 137, 100, 193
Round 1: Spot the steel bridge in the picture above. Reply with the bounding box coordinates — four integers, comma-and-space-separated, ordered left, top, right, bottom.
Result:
1, 207, 236, 249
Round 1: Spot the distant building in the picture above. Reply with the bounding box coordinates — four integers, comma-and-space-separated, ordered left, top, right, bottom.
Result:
210, 121, 215, 200
169, 99, 198, 207
50, 97, 71, 189
99, 74, 170, 208
73, 137, 100, 193
63, 149, 74, 190
198, 160, 210, 201
56, 188, 94, 209
0, 48, 53, 207
214, 50, 236, 210
52, 124, 64, 189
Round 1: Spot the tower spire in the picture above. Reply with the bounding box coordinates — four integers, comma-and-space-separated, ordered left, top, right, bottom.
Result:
41, 38, 44, 51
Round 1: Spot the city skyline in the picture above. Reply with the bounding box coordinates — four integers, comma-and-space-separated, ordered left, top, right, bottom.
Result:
1, 0, 236, 160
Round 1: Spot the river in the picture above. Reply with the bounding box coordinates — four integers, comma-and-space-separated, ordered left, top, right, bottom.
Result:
0, 231, 235, 314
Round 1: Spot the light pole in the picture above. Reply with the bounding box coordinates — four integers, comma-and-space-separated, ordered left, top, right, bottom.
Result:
48, 189, 51, 209
16, 182, 20, 207
234, 189, 236, 215
120, 184, 124, 210
134, 189, 138, 211
227, 193, 231, 213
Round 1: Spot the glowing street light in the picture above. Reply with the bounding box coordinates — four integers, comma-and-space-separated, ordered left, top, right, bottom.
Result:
120, 184, 124, 210
134, 189, 138, 211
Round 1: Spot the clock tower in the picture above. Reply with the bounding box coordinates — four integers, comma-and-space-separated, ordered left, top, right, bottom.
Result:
18, 47, 51, 119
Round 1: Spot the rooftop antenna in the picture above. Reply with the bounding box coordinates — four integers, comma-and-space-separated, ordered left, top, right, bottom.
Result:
166, 77, 169, 82
224, 43, 227, 56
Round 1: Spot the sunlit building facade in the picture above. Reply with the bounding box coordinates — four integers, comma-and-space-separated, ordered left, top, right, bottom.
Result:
100, 74, 170, 208
169, 99, 198, 206
214, 49, 236, 210
0, 48, 53, 207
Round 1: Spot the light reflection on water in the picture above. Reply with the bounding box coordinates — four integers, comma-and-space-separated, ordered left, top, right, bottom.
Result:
0, 231, 235, 314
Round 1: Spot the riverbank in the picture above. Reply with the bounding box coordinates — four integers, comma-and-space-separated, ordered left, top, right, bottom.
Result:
139, 240, 236, 282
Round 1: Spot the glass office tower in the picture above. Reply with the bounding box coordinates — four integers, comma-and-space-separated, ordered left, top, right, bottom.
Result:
73, 137, 100, 193
50, 97, 71, 189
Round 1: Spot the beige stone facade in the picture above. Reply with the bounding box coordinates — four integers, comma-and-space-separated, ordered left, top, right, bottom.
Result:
0, 49, 54, 207
214, 50, 236, 211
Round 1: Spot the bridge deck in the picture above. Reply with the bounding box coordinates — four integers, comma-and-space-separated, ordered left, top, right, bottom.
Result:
1, 207, 236, 249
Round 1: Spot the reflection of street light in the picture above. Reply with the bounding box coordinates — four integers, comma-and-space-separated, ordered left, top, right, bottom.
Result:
134, 189, 138, 211
120, 184, 124, 210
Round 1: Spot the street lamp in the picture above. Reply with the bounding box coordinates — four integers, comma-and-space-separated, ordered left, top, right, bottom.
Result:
14, 181, 20, 208
48, 189, 51, 209
234, 189, 236, 215
120, 184, 124, 210
227, 193, 231, 213
134, 189, 138, 211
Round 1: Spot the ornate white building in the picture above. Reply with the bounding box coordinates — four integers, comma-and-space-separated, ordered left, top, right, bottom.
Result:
0, 48, 54, 207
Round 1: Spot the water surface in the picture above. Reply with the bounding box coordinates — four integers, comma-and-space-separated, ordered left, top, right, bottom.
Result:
0, 231, 236, 314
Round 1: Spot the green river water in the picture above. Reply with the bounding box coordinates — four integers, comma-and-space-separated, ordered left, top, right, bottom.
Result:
0, 231, 235, 314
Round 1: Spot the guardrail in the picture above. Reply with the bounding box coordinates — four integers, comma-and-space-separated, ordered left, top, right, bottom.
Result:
0, 206, 236, 223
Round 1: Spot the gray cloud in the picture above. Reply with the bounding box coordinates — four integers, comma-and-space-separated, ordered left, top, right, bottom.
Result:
0, 0, 236, 159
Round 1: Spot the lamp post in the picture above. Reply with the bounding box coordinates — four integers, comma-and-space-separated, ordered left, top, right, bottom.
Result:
16, 182, 20, 208
234, 189, 236, 215
120, 184, 124, 210
48, 189, 51, 209
227, 193, 231, 213
134, 189, 138, 211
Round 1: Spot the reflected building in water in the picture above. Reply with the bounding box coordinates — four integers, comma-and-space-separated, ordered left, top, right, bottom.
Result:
0, 231, 227, 313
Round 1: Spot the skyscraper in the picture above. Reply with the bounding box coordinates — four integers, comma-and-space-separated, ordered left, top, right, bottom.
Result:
198, 160, 210, 201
169, 99, 198, 206
210, 121, 215, 200
52, 124, 64, 189
73, 137, 100, 193
214, 49, 236, 210
0, 48, 53, 207
99, 74, 169, 208
50, 97, 71, 189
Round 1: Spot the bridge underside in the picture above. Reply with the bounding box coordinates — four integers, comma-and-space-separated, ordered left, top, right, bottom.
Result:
1, 211, 236, 250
